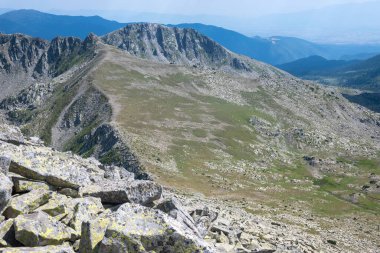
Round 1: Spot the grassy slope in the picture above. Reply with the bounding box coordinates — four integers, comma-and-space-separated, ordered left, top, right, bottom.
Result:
93, 49, 379, 218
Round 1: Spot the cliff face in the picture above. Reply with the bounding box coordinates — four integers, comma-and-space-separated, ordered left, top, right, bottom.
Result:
102, 23, 253, 72
0, 33, 96, 99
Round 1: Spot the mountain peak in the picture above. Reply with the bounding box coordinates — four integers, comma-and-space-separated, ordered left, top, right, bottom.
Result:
102, 23, 253, 71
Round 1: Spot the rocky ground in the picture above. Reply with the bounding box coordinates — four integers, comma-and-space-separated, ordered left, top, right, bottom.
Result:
1, 124, 379, 252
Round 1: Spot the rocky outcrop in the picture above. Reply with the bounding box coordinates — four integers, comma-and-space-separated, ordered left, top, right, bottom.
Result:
0, 33, 96, 100
102, 23, 253, 72
0, 173, 12, 212
0, 124, 217, 252
14, 211, 78, 246
80, 179, 162, 205
97, 203, 211, 253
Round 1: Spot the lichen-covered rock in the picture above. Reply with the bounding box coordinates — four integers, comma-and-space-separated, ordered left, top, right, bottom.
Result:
0, 156, 11, 175
58, 188, 80, 198
0, 245, 75, 253
3, 189, 53, 218
0, 219, 17, 247
0, 173, 13, 212
0, 125, 25, 145
79, 216, 110, 253
156, 197, 201, 237
69, 197, 104, 234
97, 203, 212, 253
102, 165, 135, 181
191, 207, 218, 238
0, 142, 105, 189
80, 179, 162, 205
14, 211, 79, 247
35, 193, 70, 221
13, 177, 56, 193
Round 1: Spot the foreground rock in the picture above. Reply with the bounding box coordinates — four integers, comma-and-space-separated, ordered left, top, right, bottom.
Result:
0, 173, 13, 212
14, 211, 78, 246
0, 136, 105, 189
80, 179, 162, 205
0, 125, 24, 145
0, 245, 75, 253
97, 203, 211, 252
3, 189, 53, 218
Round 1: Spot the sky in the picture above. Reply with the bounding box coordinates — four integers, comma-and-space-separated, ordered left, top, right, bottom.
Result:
1, 0, 380, 43
1, 0, 373, 18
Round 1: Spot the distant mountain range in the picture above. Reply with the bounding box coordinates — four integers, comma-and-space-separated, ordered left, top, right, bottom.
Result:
1, 10, 380, 65
277, 55, 380, 91
0, 9, 125, 39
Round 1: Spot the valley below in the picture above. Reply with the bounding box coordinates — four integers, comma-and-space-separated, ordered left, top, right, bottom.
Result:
0, 23, 379, 252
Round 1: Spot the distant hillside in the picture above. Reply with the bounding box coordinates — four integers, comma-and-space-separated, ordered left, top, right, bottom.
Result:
0, 9, 125, 39
277, 55, 358, 76
171, 23, 380, 65
1, 10, 380, 65
278, 54, 380, 91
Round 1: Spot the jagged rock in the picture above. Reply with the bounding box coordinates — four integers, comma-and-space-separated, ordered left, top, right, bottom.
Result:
3, 189, 53, 218
0, 125, 25, 145
156, 197, 201, 237
68, 197, 104, 234
80, 179, 162, 205
102, 23, 253, 72
102, 165, 134, 180
79, 216, 110, 253
97, 203, 211, 253
0, 173, 13, 212
14, 211, 79, 247
0, 136, 105, 190
58, 188, 80, 198
0, 219, 18, 247
9, 154, 102, 189
0, 245, 75, 253
35, 193, 70, 221
0, 156, 11, 175
190, 207, 218, 237
12, 177, 56, 193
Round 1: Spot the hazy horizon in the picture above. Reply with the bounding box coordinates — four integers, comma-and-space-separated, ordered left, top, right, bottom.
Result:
1, 0, 380, 43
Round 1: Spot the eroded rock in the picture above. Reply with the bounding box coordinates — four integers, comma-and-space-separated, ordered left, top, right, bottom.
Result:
80, 179, 162, 205
3, 189, 53, 218
0, 245, 75, 253
0, 173, 13, 212
12, 177, 55, 193
97, 203, 212, 252
14, 211, 79, 247
79, 216, 110, 253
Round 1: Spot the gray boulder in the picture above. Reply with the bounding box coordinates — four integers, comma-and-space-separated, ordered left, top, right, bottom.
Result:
191, 207, 218, 237
0, 173, 13, 212
3, 189, 53, 218
0, 245, 75, 252
12, 177, 56, 193
0, 219, 18, 247
80, 179, 162, 205
69, 197, 104, 234
102, 165, 135, 180
0, 124, 25, 145
0, 156, 11, 175
156, 197, 201, 237
97, 203, 212, 253
14, 211, 79, 247
0, 142, 105, 189
79, 216, 110, 253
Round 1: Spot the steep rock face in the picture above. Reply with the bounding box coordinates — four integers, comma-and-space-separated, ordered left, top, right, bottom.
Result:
0, 33, 96, 100
102, 23, 253, 72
